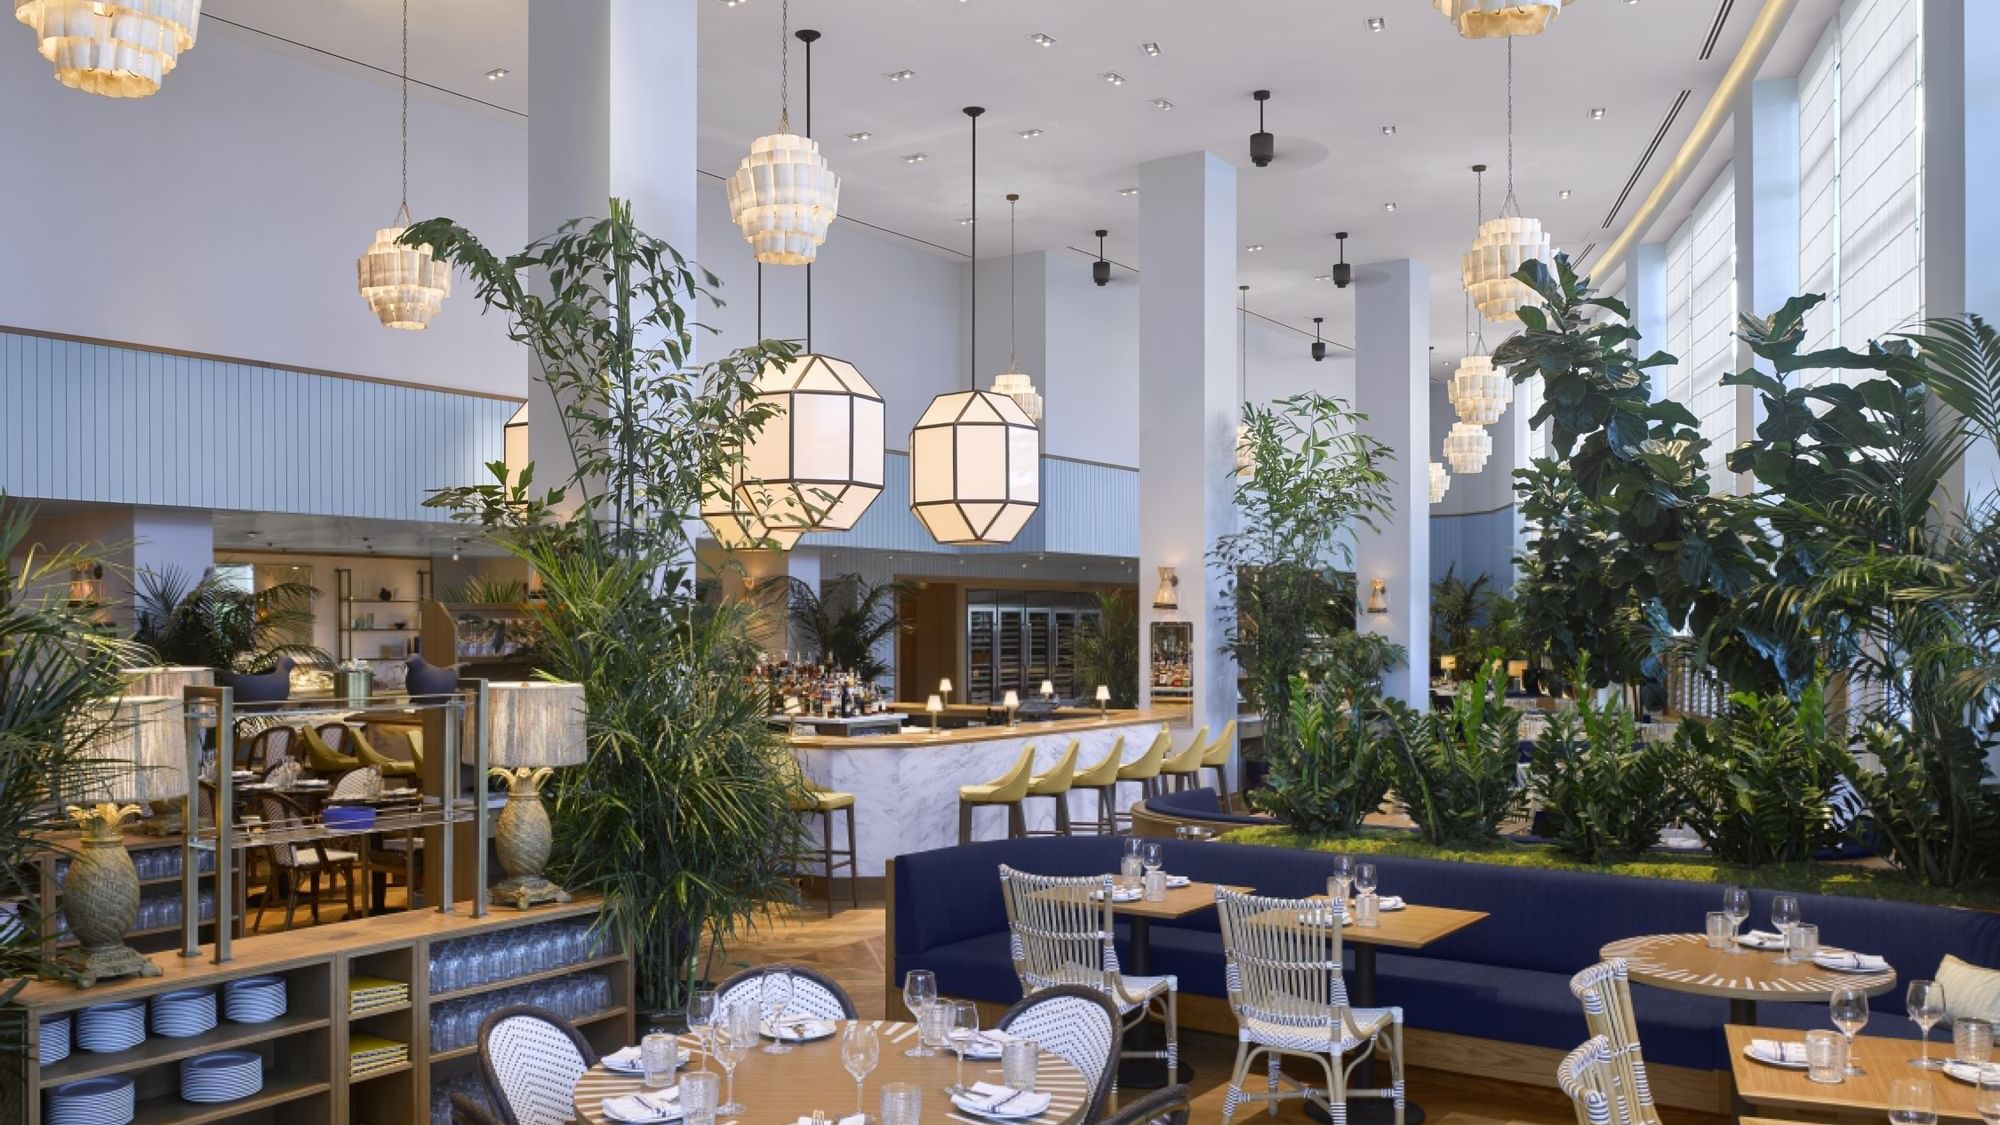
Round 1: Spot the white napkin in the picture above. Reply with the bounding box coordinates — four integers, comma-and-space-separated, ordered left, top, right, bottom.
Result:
1738, 930, 1787, 950
1748, 1039, 1809, 1065
1942, 1060, 1995, 1084
792, 1115, 866, 1125
1164, 875, 1192, 888
1374, 895, 1406, 911
964, 1028, 1018, 1058
603, 1090, 681, 1123
603, 1046, 646, 1071
766, 1018, 835, 1041
1298, 908, 1352, 927
1090, 886, 1144, 903
1814, 950, 1889, 972
955, 1081, 1053, 1117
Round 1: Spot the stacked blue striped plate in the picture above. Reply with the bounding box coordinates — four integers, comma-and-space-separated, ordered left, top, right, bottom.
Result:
150, 988, 218, 1038
45, 1075, 135, 1125
39, 1013, 71, 1065
75, 1000, 146, 1053
221, 976, 286, 1023
180, 1050, 263, 1104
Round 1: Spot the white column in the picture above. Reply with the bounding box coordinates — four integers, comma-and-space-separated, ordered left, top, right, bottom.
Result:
1353, 260, 1431, 704
1736, 77, 1800, 489
1627, 242, 1671, 400
1138, 152, 1238, 745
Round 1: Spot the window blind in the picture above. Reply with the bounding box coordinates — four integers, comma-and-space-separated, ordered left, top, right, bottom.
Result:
1798, 22, 1841, 364
1665, 169, 1738, 492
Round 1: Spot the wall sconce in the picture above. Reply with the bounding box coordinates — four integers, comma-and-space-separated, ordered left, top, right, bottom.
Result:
1365, 578, 1389, 614
1152, 566, 1180, 609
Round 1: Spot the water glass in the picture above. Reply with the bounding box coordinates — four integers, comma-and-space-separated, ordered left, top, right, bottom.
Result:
1119, 853, 1144, 893
1144, 869, 1167, 902
1806, 1029, 1846, 1084
1976, 1066, 2000, 1125
1002, 1038, 1040, 1093
903, 970, 938, 1056
918, 999, 952, 1056
679, 1071, 720, 1125
1329, 854, 1354, 903
1355, 892, 1381, 928
1957, 1018, 1995, 1065
641, 1030, 678, 1088
1890, 1077, 1938, 1125
761, 972, 796, 1054
1705, 911, 1732, 950
881, 1082, 922, 1125
1789, 923, 1820, 964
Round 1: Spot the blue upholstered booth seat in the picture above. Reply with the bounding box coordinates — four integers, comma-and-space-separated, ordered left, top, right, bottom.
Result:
1142, 787, 1273, 826
892, 836, 2000, 1072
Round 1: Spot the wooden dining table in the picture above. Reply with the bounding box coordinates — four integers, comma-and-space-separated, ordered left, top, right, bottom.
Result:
1725, 1024, 1990, 1123
1600, 932, 1898, 1026
571, 1020, 1093, 1125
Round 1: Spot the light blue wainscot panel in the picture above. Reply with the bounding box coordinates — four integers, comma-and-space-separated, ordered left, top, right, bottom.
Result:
0, 330, 518, 522
799, 451, 1139, 558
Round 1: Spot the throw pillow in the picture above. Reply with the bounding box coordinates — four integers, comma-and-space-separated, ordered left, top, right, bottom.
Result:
1938, 954, 2000, 1023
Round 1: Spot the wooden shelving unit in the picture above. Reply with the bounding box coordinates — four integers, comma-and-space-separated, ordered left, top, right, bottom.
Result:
9, 898, 631, 1125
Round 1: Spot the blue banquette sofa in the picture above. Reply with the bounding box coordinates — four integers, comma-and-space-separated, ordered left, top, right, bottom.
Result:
889, 833, 2000, 1103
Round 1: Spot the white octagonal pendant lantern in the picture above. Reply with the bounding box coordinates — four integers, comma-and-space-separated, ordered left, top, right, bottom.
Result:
735, 353, 885, 532
702, 463, 803, 552
909, 390, 1041, 546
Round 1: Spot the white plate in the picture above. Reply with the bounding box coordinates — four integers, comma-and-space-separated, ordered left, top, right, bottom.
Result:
1740, 1044, 1809, 1070
1735, 932, 1787, 951
601, 1094, 684, 1123
950, 1092, 1052, 1119
1942, 1061, 2000, 1084
761, 1019, 837, 1042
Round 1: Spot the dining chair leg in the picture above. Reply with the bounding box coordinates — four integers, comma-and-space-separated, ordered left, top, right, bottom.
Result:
1221, 1040, 1253, 1124
307, 869, 322, 924
844, 807, 859, 909
819, 808, 836, 918
342, 863, 356, 916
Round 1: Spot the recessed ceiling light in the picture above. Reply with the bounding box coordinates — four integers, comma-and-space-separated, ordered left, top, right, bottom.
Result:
884, 69, 916, 82
1589, 107, 1607, 119
1118, 186, 1140, 196
903, 152, 928, 163
1380, 124, 1397, 135
483, 67, 510, 81
1245, 244, 1264, 253
1365, 16, 1386, 31
847, 131, 872, 142
1383, 202, 1398, 212
1100, 71, 1126, 85
1314, 274, 1333, 282
1018, 128, 1043, 139
1559, 188, 1573, 199
1028, 32, 1056, 47
959, 217, 975, 225
718, 0, 746, 6
1141, 42, 1162, 56
1149, 98, 1175, 111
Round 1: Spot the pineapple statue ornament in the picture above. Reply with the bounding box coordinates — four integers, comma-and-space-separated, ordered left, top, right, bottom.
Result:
489, 766, 572, 909
62, 803, 164, 987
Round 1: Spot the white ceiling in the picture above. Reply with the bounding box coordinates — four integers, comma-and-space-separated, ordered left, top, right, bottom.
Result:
204, 0, 1763, 370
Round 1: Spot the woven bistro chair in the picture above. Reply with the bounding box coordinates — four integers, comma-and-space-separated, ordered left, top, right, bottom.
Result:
1024, 739, 1082, 836
1213, 886, 1405, 1125
1556, 1036, 1624, 1125
713, 963, 857, 1022
1069, 735, 1126, 836
478, 1005, 600, 1125
959, 745, 1040, 844
238, 724, 299, 774
1200, 720, 1240, 810
1569, 960, 1661, 1125
1155, 727, 1210, 794
250, 790, 356, 930
1100, 1085, 1193, 1125
449, 1091, 505, 1125
998, 864, 1178, 1096
995, 985, 1121, 1125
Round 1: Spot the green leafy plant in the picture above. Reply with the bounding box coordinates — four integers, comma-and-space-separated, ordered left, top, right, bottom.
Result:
1523, 658, 1681, 863
786, 574, 912, 685
1384, 659, 1522, 846
1664, 682, 1851, 866
1247, 673, 1395, 835
132, 566, 326, 674
435, 575, 529, 604
1430, 566, 1491, 674
1072, 591, 1139, 708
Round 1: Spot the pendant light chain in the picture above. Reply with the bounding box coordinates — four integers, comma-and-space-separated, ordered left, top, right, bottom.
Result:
398, 0, 409, 223
778, 0, 791, 132
802, 24, 812, 351
1471, 166, 1487, 352
967, 108, 979, 391
1501, 35, 1520, 220
1007, 195, 1018, 369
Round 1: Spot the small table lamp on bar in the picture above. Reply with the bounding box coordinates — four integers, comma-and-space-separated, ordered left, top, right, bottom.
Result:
1003, 690, 1020, 728
1040, 679, 1055, 705
939, 677, 953, 705
926, 694, 944, 735
1097, 685, 1110, 721
486, 682, 588, 909
62, 695, 188, 987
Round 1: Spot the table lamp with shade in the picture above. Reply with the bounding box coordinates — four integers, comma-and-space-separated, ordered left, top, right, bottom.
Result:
61, 695, 187, 986
1003, 690, 1020, 728
1438, 654, 1458, 678
484, 682, 588, 909
926, 694, 944, 735
1096, 685, 1111, 721
1039, 680, 1055, 705
1506, 659, 1528, 693
119, 667, 214, 831
938, 677, 953, 705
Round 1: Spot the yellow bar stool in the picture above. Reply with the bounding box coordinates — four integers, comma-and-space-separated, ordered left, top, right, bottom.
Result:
958, 745, 1040, 844
1069, 735, 1126, 836
1112, 724, 1173, 830
1200, 719, 1239, 810
789, 768, 859, 916
1023, 739, 1081, 837
1157, 725, 1210, 794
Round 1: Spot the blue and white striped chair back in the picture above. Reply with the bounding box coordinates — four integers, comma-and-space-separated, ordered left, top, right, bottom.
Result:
482, 1009, 591, 1125
997, 986, 1120, 1122
714, 964, 856, 1022
1557, 1036, 1624, 1125
1569, 960, 1659, 1125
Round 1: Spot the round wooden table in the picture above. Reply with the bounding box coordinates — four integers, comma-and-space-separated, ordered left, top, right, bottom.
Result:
1600, 932, 1898, 1026
572, 1020, 1093, 1125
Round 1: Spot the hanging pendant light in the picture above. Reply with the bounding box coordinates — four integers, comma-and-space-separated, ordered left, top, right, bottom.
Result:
1310, 317, 1328, 363
1450, 180, 1511, 426
1235, 285, 1257, 475
356, 0, 450, 331
988, 193, 1043, 424
909, 107, 1040, 546
16, 0, 201, 98
1433, 0, 1571, 39
702, 462, 804, 551
1331, 231, 1353, 289
1092, 229, 1112, 287
1248, 89, 1275, 167
1444, 422, 1493, 474
1429, 461, 1451, 504
1462, 41, 1551, 323
726, 4, 840, 266
735, 31, 884, 534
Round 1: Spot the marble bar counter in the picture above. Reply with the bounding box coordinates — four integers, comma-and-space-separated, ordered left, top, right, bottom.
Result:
790, 710, 1186, 875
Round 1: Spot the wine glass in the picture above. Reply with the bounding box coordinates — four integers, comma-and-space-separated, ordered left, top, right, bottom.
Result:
1771, 894, 1801, 963
1141, 842, 1164, 876
1722, 886, 1751, 953
842, 1021, 881, 1122
1907, 979, 1947, 1070
714, 1004, 755, 1115
1975, 1065, 2000, 1125
903, 970, 938, 1057
1329, 855, 1355, 904
1355, 862, 1380, 898
761, 971, 796, 1054
1829, 987, 1870, 1076
687, 988, 718, 1073
947, 999, 980, 1095
1889, 1078, 1938, 1125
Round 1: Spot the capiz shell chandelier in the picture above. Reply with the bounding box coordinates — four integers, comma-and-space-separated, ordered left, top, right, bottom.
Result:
1433, 0, 1571, 39
1449, 354, 1509, 425
987, 193, 1043, 423
1429, 461, 1451, 505
1444, 422, 1493, 474
1461, 42, 1551, 323
357, 0, 449, 330
727, 8, 839, 265
736, 353, 886, 532
16, 0, 201, 98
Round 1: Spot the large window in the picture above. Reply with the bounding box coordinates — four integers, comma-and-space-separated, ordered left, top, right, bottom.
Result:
1797, 0, 1924, 380
1664, 168, 1739, 492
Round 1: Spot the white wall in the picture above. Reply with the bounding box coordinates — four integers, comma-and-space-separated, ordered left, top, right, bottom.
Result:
0, 21, 526, 397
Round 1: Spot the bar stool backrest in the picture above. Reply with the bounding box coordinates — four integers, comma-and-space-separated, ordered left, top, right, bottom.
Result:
1074, 735, 1126, 786
1202, 720, 1238, 767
